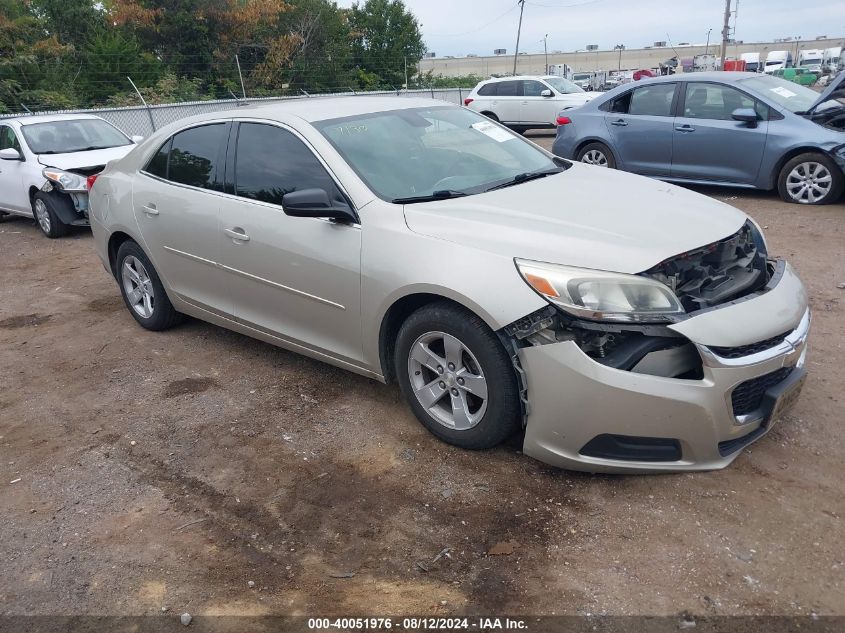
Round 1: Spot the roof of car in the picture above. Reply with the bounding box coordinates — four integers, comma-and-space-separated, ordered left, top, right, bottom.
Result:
4, 113, 103, 126
634, 71, 763, 84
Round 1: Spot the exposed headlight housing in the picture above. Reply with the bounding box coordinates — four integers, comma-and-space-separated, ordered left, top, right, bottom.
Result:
745, 217, 769, 257
515, 259, 685, 323
42, 168, 88, 193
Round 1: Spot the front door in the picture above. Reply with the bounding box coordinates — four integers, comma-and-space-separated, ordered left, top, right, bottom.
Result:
133, 122, 233, 316
603, 83, 677, 176
491, 80, 523, 126
0, 125, 30, 213
671, 82, 769, 184
217, 122, 363, 365
520, 79, 556, 126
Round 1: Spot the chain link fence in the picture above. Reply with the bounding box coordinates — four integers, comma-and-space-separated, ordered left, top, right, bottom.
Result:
0, 88, 466, 137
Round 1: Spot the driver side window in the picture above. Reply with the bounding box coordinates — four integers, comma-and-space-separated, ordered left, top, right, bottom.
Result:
523, 81, 547, 97
0, 126, 22, 153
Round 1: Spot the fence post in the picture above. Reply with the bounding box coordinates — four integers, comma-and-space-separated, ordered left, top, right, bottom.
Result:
459, 87, 462, 105
430, 86, 434, 99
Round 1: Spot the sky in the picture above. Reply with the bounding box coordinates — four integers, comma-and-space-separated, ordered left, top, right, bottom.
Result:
337, 0, 845, 57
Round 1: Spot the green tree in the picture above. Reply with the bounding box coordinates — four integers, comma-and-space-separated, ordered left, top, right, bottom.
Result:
349, 0, 424, 89
28, 0, 103, 49
78, 30, 161, 105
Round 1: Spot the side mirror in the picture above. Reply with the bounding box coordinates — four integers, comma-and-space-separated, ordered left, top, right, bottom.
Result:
0, 148, 22, 161
131, 135, 144, 143
540, 89, 553, 97
731, 107, 759, 127
282, 188, 357, 223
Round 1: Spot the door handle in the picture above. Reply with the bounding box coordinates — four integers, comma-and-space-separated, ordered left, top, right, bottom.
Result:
610, 119, 628, 126
675, 124, 695, 132
142, 204, 159, 216
224, 227, 250, 242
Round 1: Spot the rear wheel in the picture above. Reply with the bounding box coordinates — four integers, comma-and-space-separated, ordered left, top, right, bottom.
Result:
394, 302, 521, 450
116, 240, 183, 331
32, 192, 70, 238
576, 142, 617, 168
777, 152, 844, 205
480, 111, 499, 122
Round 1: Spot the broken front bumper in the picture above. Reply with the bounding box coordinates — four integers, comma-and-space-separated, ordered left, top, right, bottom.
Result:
518, 261, 809, 473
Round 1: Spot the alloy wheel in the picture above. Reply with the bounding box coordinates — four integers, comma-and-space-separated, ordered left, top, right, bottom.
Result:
34, 199, 51, 233
121, 256, 155, 319
581, 149, 608, 167
786, 161, 832, 204
407, 331, 488, 431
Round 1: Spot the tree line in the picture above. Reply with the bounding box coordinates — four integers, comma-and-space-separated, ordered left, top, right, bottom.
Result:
0, 0, 433, 113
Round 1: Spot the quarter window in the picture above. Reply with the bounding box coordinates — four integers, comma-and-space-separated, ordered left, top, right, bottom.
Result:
145, 138, 171, 179
233, 123, 343, 207
683, 83, 768, 120
477, 83, 498, 97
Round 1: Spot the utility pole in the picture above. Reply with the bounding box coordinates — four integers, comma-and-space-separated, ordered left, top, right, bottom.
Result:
719, 0, 731, 70
543, 34, 549, 74
513, 0, 526, 76
705, 28, 712, 55
614, 44, 625, 71
404, 56, 408, 90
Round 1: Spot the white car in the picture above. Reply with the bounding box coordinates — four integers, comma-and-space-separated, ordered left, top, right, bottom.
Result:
464, 75, 602, 132
0, 114, 139, 238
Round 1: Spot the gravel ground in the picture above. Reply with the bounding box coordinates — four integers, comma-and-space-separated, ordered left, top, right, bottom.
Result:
1, 137, 843, 618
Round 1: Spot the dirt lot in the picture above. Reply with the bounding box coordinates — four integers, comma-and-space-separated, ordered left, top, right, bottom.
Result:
1, 136, 844, 620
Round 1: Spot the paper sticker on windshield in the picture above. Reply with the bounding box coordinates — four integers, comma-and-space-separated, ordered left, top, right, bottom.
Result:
471, 121, 513, 142
770, 86, 797, 98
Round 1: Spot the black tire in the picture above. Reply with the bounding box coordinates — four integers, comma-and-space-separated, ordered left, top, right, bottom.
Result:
394, 301, 521, 450
32, 191, 71, 238
776, 152, 844, 205
576, 141, 617, 169
480, 111, 499, 122
115, 240, 183, 331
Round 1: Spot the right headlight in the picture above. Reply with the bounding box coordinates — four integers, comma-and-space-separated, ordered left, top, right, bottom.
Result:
515, 259, 685, 323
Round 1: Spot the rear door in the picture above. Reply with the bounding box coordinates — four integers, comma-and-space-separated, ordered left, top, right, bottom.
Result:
0, 124, 30, 213
603, 82, 677, 176
491, 80, 523, 125
670, 82, 769, 184
133, 122, 233, 316
217, 121, 363, 365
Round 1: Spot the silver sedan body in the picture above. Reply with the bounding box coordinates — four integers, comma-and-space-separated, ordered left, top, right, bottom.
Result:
89, 97, 809, 473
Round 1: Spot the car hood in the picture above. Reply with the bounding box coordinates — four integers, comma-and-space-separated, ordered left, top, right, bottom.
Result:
403, 163, 747, 274
37, 145, 135, 170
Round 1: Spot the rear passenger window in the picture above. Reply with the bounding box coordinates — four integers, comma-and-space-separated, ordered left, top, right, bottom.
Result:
496, 81, 520, 97
234, 123, 343, 207
166, 124, 227, 190
477, 83, 498, 96
627, 84, 676, 116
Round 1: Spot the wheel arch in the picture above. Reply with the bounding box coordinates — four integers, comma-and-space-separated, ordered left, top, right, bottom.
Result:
574, 137, 614, 159
107, 230, 137, 279
377, 291, 501, 384
768, 146, 839, 190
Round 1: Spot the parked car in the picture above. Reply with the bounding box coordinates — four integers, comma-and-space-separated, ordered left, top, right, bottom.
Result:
91, 97, 809, 473
552, 72, 845, 204
464, 75, 602, 131
571, 72, 594, 90
773, 66, 819, 86
0, 114, 139, 237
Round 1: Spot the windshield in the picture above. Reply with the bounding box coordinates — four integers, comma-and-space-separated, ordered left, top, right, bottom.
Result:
543, 76, 585, 94
573, 73, 591, 81
21, 119, 131, 154
315, 106, 562, 201
739, 75, 822, 112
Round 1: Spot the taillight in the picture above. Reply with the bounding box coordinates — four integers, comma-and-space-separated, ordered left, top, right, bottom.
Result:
86, 173, 100, 191
556, 116, 572, 125
464, 98, 474, 106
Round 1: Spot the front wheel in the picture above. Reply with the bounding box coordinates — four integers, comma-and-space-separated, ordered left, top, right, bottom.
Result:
576, 142, 617, 168
32, 192, 71, 238
777, 153, 844, 205
394, 302, 521, 450
116, 240, 183, 331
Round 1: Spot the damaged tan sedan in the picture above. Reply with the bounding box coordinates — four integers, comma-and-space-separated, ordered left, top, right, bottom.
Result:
88, 98, 809, 473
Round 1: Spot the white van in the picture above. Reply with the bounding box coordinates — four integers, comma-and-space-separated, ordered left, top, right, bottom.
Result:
823, 47, 841, 73
740, 52, 761, 72
764, 50, 792, 74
